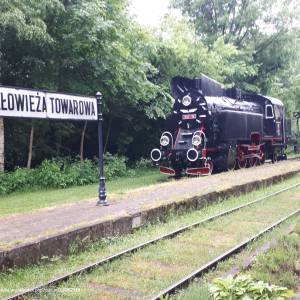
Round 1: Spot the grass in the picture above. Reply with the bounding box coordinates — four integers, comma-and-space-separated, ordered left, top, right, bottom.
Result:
0, 174, 300, 299
0, 169, 166, 217
39, 184, 300, 299
174, 222, 300, 300
248, 224, 300, 289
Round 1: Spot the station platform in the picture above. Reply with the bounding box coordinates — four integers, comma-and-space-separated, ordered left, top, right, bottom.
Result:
0, 160, 300, 270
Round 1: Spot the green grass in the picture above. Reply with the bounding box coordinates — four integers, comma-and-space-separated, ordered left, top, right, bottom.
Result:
38, 183, 300, 299
0, 169, 166, 217
248, 224, 300, 289
174, 220, 300, 300
0, 174, 300, 299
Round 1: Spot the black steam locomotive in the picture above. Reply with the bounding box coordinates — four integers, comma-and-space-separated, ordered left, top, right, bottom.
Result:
150, 75, 291, 177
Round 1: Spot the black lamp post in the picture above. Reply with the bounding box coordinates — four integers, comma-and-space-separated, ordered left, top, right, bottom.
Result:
96, 92, 109, 206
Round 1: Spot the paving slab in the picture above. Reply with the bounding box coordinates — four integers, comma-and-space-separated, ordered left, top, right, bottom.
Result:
0, 161, 300, 270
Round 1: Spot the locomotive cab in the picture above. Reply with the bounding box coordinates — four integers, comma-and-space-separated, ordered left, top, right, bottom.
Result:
250, 95, 286, 161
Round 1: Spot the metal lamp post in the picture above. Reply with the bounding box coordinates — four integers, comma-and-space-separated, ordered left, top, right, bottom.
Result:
96, 92, 109, 206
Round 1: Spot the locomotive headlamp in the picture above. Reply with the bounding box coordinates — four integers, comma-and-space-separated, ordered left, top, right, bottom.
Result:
160, 135, 170, 147
151, 148, 162, 162
192, 135, 202, 146
182, 95, 192, 107
187, 148, 199, 162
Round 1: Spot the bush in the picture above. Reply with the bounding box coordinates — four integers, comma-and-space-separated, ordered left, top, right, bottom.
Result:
135, 157, 153, 169
35, 158, 99, 188
0, 153, 139, 195
210, 275, 294, 300
104, 153, 127, 180
0, 168, 36, 195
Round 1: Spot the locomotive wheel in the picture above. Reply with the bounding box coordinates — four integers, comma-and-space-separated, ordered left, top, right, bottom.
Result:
227, 147, 237, 171
227, 159, 236, 171
237, 158, 246, 169
237, 150, 247, 169
248, 157, 259, 167
272, 153, 278, 164
245, 158, 251, 168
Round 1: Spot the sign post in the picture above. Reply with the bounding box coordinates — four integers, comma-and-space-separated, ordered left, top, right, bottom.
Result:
0, 85, 109, 206
96, 92, 109, 206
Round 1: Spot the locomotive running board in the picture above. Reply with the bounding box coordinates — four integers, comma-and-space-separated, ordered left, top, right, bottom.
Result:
186, 167, 210, 176
160, 166, 176, 175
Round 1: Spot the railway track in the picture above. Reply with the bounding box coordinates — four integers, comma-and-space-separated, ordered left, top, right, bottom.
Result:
150, 208, 300, 300
3, 181, 300, 300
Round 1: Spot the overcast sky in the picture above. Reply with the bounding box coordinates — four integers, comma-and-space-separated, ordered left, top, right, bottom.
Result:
129, 0, 174, 27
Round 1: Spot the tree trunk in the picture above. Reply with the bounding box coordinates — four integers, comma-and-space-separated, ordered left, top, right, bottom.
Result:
80, 121, 87, 161
0, 118, 4, 171
27, 122, 34, 169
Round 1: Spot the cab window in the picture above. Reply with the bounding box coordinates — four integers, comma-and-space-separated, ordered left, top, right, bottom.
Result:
274, 105, 281, 120
265, 105, 274, 119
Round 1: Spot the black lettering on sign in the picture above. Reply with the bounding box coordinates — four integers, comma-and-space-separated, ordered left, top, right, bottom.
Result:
1, 93, 7, 110
15, 94, 25, 111
79, 101, 84, 115
91, 103, 95, 115
50, 97, 55, 113
69, 100, 74, 114
7, 94, 14, 110
61, 99, 68, 114
84, 102, 90, 115
25, 95, 29, 111
42, 97, 47, 112
36, 95, 41, 112
55, 98, 61, 113
73, 100, 79, 115
29, 95, 35, 112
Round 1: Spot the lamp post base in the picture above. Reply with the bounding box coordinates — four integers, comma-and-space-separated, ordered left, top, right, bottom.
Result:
97, 198, 110, 206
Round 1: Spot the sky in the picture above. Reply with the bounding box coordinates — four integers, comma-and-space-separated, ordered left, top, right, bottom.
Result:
129, 0, 177, 27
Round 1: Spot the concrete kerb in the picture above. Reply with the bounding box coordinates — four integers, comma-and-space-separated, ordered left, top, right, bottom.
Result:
0, 169, 299, 271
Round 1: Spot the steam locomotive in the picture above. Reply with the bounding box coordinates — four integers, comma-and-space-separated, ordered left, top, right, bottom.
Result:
150, 75, 291, 177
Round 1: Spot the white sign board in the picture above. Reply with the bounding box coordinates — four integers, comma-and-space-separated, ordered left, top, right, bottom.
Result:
0, 86, 98, 121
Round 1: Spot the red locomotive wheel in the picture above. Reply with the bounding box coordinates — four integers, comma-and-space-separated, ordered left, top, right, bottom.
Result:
237, 151, 247, 169
249, 157, 259, 167
237, 158, 247, 169
245, 158, 252, 168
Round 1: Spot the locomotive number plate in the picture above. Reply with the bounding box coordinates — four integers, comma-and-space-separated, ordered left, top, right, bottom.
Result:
182, 114, 196, 120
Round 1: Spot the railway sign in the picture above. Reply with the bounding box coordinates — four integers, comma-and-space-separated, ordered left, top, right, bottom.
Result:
0, 86, 97, 121
0, 85, 108, 206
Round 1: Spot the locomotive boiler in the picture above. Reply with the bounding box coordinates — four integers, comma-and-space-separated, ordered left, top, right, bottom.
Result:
150, 75, 290, 177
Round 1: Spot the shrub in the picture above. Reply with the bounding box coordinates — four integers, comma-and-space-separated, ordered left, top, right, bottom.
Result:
135, 157, 153, 169
0, 168, 36, 195
35, 159, 64, 188
104, 152, 127, 180
0, 153, 153, 195
210, 275, 294, 300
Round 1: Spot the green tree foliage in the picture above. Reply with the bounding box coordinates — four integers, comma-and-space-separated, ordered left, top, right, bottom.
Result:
0, 0, 299, 169
171, 0, 300, 92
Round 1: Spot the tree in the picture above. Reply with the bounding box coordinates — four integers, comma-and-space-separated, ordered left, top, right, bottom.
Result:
171, 0, 300, 92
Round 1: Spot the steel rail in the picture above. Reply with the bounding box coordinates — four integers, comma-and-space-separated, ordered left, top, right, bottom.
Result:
150, 208, 300, 300
3, 182, 300, 300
